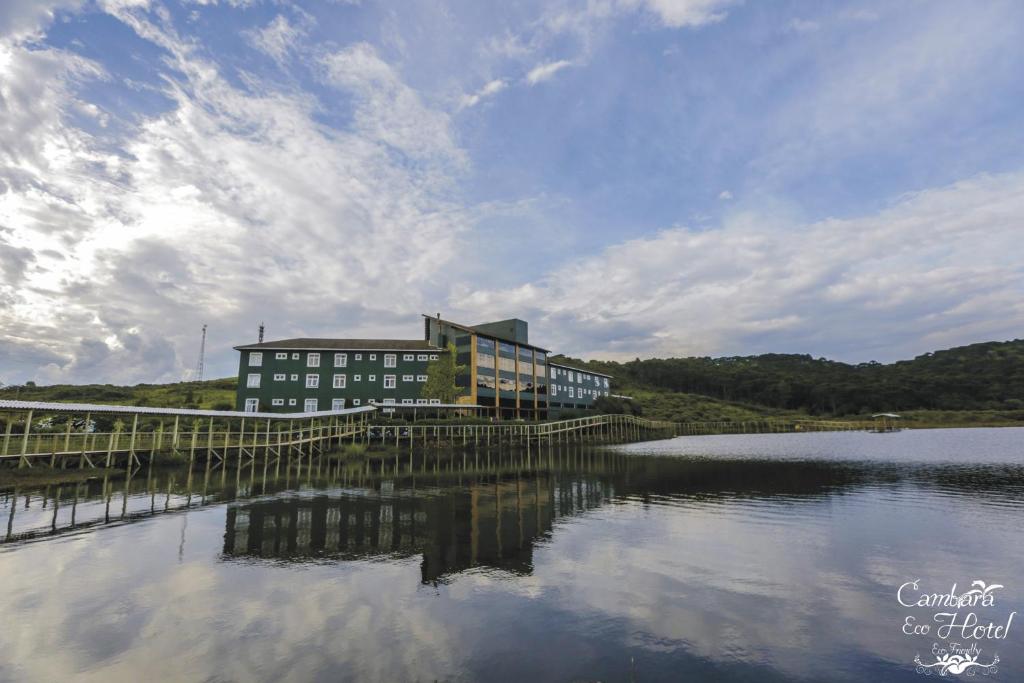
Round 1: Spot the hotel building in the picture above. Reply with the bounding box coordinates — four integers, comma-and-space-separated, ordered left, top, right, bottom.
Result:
235, 315, 612, 419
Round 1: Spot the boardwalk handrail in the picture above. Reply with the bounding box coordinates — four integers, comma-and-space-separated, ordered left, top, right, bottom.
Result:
0, 399, 380, 420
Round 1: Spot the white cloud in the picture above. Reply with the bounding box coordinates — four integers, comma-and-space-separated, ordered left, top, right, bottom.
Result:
0, 12, 473, 384
525, 59, 572, 85
786, 17, 820, 33
459, 78, 507, 109
718, 190, 733, 200
546, 0, 736, 35
0, 0, 84, 41
244, 14, 308, 64
454, 172, 1024, 363
321, 43, 467, 167
623, 0, 737, 28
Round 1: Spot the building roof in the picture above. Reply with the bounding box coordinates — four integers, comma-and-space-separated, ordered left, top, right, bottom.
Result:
547, 360, 614, 378
423, 315, 551, 353
234, 338, 441, 352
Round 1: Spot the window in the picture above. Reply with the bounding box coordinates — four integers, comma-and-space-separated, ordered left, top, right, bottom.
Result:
429, 354, 439, 361
416, 399, 427, 404
417, 354, 428, 361
353, 374, 362, 382
244, 398, 259, 412
331, 398, 346, 410
429, 399, 441, 405
551, 385, 558, 397
369, 354, 377, 361
550, 367, 557, 379
275, 352, 287, 360
568, 371, 574, 382
246, 373, 261, 388
334, 353, 347, 367
355, 353, 362, 361
307, 352, 320, 367
569, 387, 575, 398
288, 398, 297, 406
383, 375, 396, 389
383, 353, 396, 367
368, 374, 376, 382
290, 373, 298, 381
333, 374, 346, 389
271, 398, 284, 406
383, 398, 395, 405
305, 374, 319, 388
353, 399, 361, 406
402, 374, 414, 382
273, 373, 285, 381
402, 399, 413, 404
249, 352, 262, 367
403, 354, 414, 361
304, 398, 318, 412
417, 374, 427, 382
369, 399, 377, 405
292, 353, 300, 360
604, 378, 609, 388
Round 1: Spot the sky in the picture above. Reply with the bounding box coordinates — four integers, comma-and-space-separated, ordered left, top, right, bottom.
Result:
1, 0, 1023, 385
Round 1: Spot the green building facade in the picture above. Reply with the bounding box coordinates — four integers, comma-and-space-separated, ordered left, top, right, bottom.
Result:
234, 339, 443, 413
235, 317, 613, 419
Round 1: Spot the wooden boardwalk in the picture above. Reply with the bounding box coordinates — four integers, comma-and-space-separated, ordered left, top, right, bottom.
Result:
0, 401, 675, 471
0, 399, 871, 472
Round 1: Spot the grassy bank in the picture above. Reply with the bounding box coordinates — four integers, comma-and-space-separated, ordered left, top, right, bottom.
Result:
3, 377, 1021, 429
0, 378, 237, 411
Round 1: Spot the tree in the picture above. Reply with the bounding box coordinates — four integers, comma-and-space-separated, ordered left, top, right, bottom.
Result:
594, 395, 642, 416
421, 343, 465, 404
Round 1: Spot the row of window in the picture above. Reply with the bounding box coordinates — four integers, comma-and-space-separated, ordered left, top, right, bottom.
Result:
550, 385, 609, 399
243, 398, 443, 412
246, 373, 428, 389
248, 351, 439, 368
550, 367, 609, 388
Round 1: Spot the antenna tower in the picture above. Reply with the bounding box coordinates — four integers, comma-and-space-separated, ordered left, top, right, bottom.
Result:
194, 324, 207, 382
258, 322, 265, 343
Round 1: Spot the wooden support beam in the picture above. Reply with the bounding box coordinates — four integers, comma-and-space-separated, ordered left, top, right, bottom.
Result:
18, 409, 33, 469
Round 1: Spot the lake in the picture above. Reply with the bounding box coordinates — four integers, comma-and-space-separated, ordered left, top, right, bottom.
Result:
1, 428, 1022, 682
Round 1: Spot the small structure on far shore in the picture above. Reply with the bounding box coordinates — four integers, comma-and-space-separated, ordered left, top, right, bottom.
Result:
871, 413, 902, 433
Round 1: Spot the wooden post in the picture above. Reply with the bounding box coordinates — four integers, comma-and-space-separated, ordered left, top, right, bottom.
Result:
171, 416, 180, 452
63, 416, 73, 453
3, 414, 13, 458
189, 422, 198, 469
128, 414, 139, 466
18, 409, 33, 469
105, 423, 118, 469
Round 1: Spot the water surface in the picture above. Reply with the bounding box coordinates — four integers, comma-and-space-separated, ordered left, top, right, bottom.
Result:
1, 428, 1022, 682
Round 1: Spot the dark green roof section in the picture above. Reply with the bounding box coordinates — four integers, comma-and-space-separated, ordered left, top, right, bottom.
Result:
234, 338, 441, 351
473, 318, 529, 345
422, 314, 551, 352
548, 361, 614, 378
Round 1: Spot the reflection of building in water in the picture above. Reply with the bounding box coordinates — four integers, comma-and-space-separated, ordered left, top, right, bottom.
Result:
222, 475, 610, 583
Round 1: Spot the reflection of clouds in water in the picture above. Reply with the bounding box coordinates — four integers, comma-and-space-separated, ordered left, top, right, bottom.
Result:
522, 490, 1024, 680
2, 437, 1023, 682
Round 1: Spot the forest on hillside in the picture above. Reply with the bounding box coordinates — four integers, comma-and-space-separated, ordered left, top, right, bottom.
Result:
556, 339, 1024, 416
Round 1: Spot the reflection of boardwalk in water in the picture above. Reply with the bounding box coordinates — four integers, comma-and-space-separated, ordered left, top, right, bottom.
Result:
223, 474, 612, 583
1, 446, 622, 552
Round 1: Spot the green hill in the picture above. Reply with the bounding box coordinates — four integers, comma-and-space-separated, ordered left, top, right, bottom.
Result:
551, 338, 1024, 424
0, 378, 237, 411
3, 338, 1023, 427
